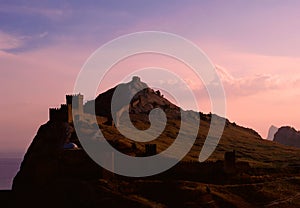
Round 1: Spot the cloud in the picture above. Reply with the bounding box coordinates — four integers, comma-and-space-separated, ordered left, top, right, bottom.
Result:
38, 32, 49, 38
0, 4, 68, 21
215, 64, 300, 96
0, 31, 24, 50
0, 30, 49, 54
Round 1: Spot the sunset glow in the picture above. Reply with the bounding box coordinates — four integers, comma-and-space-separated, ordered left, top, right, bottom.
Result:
1, 0, 300, 153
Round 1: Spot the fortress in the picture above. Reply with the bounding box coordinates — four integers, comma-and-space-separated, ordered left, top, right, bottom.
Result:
49, 94, 84, 123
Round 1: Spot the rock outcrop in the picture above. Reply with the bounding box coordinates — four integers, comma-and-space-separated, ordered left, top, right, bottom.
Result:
273, 126, 300, 148
84, 76, 180, 124
266, 125, 278, 140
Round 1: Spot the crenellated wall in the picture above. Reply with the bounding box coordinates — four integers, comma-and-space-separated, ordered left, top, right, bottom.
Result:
49, 94, 84, 123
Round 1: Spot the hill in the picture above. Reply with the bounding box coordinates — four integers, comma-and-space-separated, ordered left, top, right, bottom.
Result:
274, 126, 300, 148
11, 77, 300, 208
84, 76, 300, 167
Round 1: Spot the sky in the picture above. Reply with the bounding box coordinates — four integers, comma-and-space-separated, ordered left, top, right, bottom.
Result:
1, 0, 300, 153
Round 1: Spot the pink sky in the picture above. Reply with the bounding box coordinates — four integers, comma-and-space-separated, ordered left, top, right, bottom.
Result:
1, 1, 300, 153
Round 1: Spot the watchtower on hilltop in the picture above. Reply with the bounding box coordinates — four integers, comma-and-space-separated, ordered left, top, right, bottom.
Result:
49, 94, 84, 123
66, 94, 83, 123
66, 94, 83, 111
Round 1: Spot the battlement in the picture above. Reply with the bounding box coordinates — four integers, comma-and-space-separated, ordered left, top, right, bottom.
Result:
49, 107, 68, 122
49, 94, 84, 123
66, 94, 83, 106
49, 107, 60, 111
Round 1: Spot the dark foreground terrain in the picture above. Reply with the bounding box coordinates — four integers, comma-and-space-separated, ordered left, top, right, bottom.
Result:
5, 152, 300, 208
8, 116, 300, 207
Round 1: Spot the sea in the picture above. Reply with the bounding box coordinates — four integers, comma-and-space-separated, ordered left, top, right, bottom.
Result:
0, 156, 23, 190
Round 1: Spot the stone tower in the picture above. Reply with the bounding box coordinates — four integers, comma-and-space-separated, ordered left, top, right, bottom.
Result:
66, 94, 84, 123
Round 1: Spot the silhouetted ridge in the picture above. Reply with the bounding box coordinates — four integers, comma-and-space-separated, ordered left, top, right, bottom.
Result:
274, 126, 300, 148
84, 76, 180, 125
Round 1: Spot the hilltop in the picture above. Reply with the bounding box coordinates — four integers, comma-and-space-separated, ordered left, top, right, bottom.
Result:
274, 126, 300, 148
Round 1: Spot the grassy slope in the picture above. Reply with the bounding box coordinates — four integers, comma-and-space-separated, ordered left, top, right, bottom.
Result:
87, 100, 300, 207
97, 112, 300, 168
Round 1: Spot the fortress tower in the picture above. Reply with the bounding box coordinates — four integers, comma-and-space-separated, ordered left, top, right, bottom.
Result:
49, 105, 68, 122
49, 94, 84, 123
66, 94, 84, 123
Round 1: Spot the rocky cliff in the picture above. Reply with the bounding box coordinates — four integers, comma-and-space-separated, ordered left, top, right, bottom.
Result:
274, 126, 300, 148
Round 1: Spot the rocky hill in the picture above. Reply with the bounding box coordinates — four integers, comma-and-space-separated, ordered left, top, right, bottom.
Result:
84, 76, 180, 125
274, 126, 300, 148
11, 77, 300, 208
